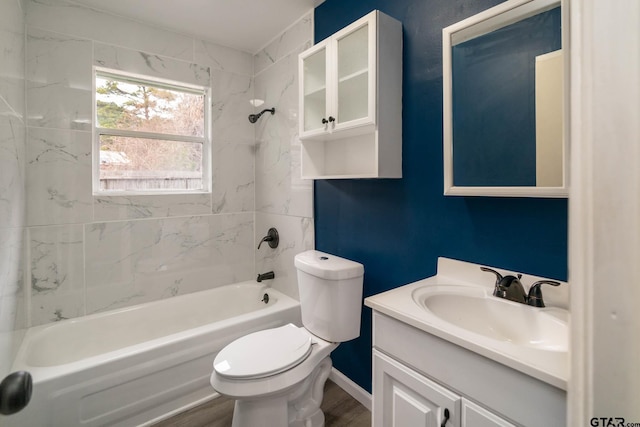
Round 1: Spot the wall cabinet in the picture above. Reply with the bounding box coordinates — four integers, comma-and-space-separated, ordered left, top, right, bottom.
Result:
298, 10, 402, 179
371, 312, 566, 427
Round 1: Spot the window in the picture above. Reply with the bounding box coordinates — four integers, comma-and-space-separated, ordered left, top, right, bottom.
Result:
94, 69, 210, 193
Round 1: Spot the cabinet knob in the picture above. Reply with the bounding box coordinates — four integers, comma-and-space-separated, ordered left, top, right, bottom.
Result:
328, 116, 335, 122
441, 408, 450, 427
322, 118, 328, 124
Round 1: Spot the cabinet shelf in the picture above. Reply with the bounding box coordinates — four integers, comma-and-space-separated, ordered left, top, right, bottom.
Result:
304, 85, 327, 98
338, 68, 368, 84
301, 133, 377, 178
303, 88, 326, 103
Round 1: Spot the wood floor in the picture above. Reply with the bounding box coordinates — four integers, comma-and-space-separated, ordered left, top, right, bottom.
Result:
152, 380, 371, 427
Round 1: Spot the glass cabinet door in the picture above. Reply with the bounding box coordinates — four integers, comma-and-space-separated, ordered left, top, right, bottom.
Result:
301, 45, 328, 134
335, 21, 372, 127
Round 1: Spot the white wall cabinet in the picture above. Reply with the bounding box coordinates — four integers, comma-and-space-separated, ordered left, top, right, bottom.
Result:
371, 312, 566, 427
298, 10, 402, 179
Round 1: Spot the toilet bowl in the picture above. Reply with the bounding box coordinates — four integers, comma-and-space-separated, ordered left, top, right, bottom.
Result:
211, 324, 337, 427
211, 324, 337, 398
210, 250, 364, 427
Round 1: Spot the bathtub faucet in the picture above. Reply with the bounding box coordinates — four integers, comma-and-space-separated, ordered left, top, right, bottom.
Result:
256, 271, 275, 282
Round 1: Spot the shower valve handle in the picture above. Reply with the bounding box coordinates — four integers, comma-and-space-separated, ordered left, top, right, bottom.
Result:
257, 228, 279, 249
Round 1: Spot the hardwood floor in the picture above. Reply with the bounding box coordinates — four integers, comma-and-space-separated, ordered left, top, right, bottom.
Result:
321, 380, 371, 427
152, 380, 371, 427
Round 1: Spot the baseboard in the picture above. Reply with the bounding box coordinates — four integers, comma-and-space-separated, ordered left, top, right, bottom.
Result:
329, 368, 372, 412
140, 391, 220, 426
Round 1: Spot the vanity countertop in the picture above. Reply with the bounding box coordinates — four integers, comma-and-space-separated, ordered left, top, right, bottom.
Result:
365, 257, 569, 390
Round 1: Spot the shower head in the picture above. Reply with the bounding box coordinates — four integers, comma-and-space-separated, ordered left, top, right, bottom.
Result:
248, 108, 275, 123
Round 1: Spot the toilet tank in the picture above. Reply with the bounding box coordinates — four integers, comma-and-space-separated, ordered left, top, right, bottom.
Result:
294, 250, 364, 342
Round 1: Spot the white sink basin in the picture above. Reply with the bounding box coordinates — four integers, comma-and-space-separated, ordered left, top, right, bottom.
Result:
364, 258, 569, 389
412, 285, 568, 352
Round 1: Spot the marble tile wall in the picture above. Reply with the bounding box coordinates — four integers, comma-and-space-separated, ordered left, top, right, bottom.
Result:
0, 0, 27, 374
254, 13, 315, 299
23, 0, 257, 326
3, 0, 316, 332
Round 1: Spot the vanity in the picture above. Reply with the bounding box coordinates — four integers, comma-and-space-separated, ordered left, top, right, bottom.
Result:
365, 258, 568, 427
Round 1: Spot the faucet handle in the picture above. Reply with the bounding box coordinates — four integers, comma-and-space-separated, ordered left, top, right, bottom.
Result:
527, 280, 561, 307
481, 267, 509, 299
257, 228, 279, 249
480, 267, 503, 283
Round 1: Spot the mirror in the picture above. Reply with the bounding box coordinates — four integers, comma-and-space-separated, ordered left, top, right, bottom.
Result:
443, 0, 568, 197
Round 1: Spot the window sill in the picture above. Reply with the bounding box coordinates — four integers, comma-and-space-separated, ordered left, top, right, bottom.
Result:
93, 190, 211, 197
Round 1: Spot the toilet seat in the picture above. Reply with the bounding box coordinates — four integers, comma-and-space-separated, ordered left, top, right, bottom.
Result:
214, 324, 312, 379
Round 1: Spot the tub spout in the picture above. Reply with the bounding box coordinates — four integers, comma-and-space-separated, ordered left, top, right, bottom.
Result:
256, 271, 275, 282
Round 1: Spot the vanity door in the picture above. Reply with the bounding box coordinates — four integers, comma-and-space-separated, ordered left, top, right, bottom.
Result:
373, 349, 460, 427
461, 399, 516, 427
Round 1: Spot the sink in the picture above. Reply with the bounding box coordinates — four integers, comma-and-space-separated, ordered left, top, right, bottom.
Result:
364, 258, 569, 389
412, 285, 568, 352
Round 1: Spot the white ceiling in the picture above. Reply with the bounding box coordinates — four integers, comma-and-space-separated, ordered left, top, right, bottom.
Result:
69, 0, 323, 53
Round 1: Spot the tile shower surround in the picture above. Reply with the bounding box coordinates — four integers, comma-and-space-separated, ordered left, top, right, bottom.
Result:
0, 0, 27, 372
17, 0, 314, 327
254, 13, 315, 299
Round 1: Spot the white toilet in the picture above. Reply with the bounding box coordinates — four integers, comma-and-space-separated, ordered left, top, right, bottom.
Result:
210, 250, 364, 427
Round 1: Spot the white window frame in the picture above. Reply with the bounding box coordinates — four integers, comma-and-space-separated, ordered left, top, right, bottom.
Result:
93, 67, 212, 195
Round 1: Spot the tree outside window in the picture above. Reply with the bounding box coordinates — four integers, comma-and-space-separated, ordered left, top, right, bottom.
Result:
95, 70, 209, 193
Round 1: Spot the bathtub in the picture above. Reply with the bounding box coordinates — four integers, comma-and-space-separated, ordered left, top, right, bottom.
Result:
6, 282, 301, 427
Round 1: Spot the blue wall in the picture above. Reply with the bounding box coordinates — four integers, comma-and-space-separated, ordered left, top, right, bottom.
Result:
314, 0, 568, 393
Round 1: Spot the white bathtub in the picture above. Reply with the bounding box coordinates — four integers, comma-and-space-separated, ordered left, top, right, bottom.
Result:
6, 282, 301, 427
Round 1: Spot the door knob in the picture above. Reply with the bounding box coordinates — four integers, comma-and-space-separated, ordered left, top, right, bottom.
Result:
0, 371, 32, 415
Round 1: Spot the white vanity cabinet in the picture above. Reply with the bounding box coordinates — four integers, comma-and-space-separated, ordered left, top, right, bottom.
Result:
460, 399, 516, 427
374, 350, 514, 427
298, 10, 402, 179
371, 312, 566, 427
373, 349, 460, 427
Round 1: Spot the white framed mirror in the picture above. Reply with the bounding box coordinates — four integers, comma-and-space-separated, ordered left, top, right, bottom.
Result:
443, 0, 568, 197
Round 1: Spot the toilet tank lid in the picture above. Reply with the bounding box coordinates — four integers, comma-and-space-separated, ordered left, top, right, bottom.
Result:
294, 250, 364, 280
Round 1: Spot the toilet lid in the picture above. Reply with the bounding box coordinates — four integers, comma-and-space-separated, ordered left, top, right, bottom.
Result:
214, 324, 313, 379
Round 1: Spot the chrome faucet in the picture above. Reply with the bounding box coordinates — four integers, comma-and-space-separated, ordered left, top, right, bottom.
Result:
480, 267, 560, 307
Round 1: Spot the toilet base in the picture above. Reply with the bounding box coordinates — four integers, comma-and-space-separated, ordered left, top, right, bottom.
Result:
230, 356, 333, 427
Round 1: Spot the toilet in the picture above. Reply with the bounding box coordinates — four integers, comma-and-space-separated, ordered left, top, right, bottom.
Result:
210, 250, 364, 427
